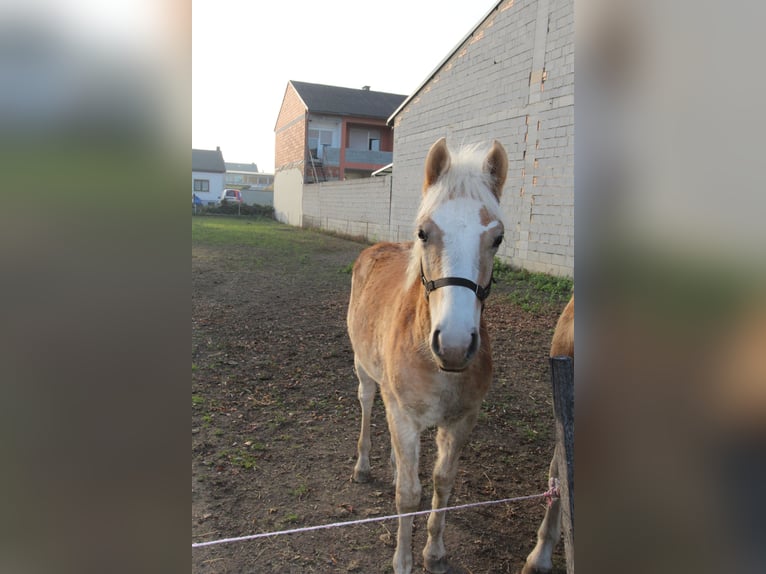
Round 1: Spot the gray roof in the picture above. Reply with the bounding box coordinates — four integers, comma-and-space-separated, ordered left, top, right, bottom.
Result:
192, 148, 225, 173
290, 81, 407, 120
226, 162, 259, 173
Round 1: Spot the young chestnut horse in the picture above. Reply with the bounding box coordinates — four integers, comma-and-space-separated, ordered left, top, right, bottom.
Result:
347, 138, 508, 574
522, 295, 574, 574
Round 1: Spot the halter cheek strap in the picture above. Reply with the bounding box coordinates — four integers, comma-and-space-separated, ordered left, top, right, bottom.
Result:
420, 263, 494, 302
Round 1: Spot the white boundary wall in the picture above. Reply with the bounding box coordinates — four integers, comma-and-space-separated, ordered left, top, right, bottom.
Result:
302, 176, 393, 243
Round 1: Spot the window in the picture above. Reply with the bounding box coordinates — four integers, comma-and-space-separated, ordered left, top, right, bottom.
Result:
193, 179, 209, 192
308, 129, 333, 159
348, 128, 381, 151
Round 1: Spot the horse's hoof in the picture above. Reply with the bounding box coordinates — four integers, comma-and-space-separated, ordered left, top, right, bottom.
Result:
424, 555, 449, 574
352, 469, 370, 483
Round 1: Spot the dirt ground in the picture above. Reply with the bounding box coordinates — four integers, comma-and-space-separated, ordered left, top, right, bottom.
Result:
192, 219, 568, 573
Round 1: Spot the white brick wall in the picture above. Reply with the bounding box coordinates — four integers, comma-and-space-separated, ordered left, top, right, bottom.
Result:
391, 0, 573, 277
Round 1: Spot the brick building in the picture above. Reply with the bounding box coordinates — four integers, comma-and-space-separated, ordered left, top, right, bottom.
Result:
274, 81, 406, 182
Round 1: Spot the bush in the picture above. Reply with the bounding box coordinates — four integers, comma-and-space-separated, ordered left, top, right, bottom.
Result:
194, 202, 275, 219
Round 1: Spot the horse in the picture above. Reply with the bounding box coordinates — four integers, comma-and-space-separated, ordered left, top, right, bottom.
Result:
347, 137, 508, 574
522, 295, 574, 574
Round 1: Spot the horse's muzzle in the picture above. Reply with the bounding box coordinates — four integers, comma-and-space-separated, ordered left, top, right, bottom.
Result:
431, 329, 479, 372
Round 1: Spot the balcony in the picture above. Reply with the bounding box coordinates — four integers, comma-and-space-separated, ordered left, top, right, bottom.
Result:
320, 147, 393, 167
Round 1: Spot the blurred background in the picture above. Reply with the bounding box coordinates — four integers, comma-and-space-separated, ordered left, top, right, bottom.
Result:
577, 1, 765, 573
0, 1, 188, 573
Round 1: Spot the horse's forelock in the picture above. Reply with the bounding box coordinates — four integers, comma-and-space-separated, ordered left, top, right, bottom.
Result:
418, 143, 502, 221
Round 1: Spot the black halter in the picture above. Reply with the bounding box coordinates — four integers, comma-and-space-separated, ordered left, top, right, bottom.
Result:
420, 262, 494, 302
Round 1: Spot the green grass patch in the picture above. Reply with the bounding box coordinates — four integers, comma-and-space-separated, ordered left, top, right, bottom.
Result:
219, 447, 259, 470
192, 215, 341, 251
291, 483, 309, 498
493, 258, 573, 312
192, 216, 361, 274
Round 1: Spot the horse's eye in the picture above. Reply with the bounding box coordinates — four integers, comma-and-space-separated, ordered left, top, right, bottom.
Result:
417, 229, 428, 242
492, 234, 504, 249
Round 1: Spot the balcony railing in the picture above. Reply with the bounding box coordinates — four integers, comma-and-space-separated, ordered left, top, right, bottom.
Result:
320, 147, 393, 167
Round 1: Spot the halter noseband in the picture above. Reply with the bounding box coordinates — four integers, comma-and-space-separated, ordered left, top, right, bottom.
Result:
420, 263, 494, 302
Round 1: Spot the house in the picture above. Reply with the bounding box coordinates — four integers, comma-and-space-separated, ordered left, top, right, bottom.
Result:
273, 81, 407, 225
192, 147, 226, 205
225, 162, 274, 206
275, 81, 407, 182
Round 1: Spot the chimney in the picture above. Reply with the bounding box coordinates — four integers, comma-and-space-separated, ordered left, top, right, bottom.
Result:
216, 146, 220, 151
362, 85, 370, 91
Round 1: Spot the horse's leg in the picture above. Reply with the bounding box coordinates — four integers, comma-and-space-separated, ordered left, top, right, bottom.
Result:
522, 443, 562, 574
388, 406, 421, 574
390, 433, 398, 486
352, 359, 376, 483
423, 414, 476, 574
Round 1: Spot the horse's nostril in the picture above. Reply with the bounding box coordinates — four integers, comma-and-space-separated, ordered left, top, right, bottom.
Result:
431, 329, 442, 356
467, 331, 478, 359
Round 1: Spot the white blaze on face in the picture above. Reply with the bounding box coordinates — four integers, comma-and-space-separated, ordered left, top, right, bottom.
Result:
428, 197, 500, 369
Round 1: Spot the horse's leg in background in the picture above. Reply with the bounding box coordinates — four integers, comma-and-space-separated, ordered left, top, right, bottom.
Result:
352, 359, 377, 483
387, 404, 422, 574
423, 415, 476, 573
522, 442, 562, 574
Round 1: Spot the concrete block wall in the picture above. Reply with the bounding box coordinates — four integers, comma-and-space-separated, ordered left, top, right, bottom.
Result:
302, 176, 392, 242
390, 0, 573, 277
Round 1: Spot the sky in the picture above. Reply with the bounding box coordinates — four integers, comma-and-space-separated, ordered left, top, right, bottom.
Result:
192, 0, 499, 171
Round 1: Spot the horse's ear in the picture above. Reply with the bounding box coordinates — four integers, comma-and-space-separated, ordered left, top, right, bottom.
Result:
484, 140, 508, 200
423, 137, 451, 193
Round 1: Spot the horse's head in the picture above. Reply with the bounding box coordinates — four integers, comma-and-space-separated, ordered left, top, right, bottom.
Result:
411, 138, 508, 372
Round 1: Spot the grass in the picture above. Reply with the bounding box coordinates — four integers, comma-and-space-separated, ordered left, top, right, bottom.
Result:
219, 447, 259, 470
493, 258, 573, 312
192, 216, 365, 278
291, 483, 309, 499
192, 215, 342, 253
